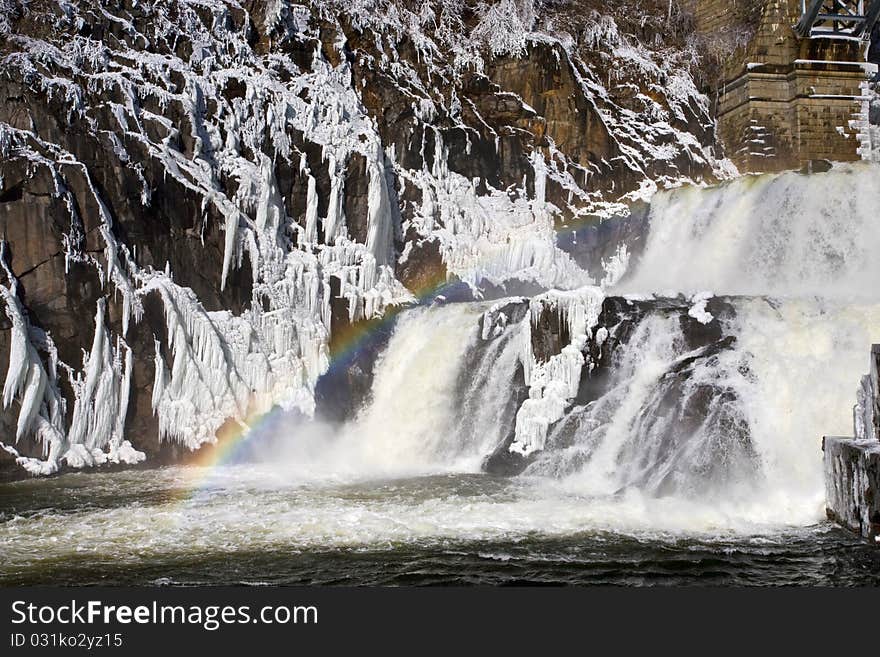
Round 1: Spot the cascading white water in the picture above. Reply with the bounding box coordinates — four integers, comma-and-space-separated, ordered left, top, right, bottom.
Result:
302, 162, 880, 526
222, 162, 880, 534
9, 165, 880, 583
344, 302, 522, 473
622, 163, 880, 299
725, 299, 880, 510
517, 296, 880, 525
577, 162, 880, 523
527, 312, 758, 501
266, 302, 524, 481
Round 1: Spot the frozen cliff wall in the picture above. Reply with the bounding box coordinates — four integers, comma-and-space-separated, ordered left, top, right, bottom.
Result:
0, 0, 729, 477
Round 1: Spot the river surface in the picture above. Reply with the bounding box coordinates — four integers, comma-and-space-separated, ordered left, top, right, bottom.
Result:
1, 466, 878, 586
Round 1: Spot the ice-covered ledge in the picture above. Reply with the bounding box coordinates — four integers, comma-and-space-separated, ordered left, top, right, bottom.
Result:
823, 436, 880, 541
823, 344, 880, 541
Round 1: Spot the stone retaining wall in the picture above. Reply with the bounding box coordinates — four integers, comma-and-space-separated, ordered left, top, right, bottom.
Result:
693, 0, 871, 171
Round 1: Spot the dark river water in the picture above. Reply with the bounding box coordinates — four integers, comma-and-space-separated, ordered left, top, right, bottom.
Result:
1, 465, 878, 586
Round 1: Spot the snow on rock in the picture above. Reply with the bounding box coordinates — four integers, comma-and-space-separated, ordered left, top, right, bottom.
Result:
472, 0, 536, 58
688, 291, 715, 325
480, 298, 524, 341
852, 345, 880, 444
854, 372, 876, 442
401, 143, 593, 290
510, 286, 605, 456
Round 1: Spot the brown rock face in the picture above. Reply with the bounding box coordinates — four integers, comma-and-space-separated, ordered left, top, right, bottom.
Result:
487, 49, 615, 183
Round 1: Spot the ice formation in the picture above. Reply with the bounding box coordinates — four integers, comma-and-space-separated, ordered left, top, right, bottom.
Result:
511, 286, 605, 456
824, 342, 880, 540
0, 248, 66, 475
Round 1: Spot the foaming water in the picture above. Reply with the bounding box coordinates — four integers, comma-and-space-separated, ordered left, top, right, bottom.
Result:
248, 302, 521, 482
345, 302, 521, 472
731, 299, 880, 501
1, 466, 877, 585
188, 164, 880, 542
622, 163, 880, 299
5, 166, 880, 585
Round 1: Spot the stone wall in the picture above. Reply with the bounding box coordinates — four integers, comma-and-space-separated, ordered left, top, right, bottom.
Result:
691, 0, 763, 40
824, 436, 880, 540
694, 0, 872, 171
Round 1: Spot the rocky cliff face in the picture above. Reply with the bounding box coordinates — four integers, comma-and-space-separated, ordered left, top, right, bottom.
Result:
0, 0, 730, 478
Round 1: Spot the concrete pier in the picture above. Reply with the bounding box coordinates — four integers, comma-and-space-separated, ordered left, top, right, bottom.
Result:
824, 344, 880, 541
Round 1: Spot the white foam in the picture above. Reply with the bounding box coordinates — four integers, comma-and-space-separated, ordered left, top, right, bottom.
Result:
620, 163, 880, 299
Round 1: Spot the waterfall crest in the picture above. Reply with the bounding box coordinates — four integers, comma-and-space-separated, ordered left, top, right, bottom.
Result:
622, 163, 880, 299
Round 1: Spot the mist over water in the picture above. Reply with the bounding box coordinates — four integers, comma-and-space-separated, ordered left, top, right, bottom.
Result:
4, 164, 880, 585
257, 163, 880, 529
242, 302, 523, 481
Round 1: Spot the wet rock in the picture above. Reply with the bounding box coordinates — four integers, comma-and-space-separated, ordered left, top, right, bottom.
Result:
556, 201, 651, 282
316, 306, 401, 425
530, 302, 570, 363
483, 294, 743, 480
396, 231, 447, 298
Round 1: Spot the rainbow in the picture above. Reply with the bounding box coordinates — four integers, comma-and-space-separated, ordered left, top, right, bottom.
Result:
176, 268, 463, 496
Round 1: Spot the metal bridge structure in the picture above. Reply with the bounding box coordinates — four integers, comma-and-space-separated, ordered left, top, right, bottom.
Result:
795, 0, 880, 39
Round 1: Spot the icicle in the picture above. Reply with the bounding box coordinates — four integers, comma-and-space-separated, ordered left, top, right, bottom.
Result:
220, 208, 239, 291
0, 244, 66, 471
366, 143, 394, 267
324, 156, 345, 244
255, 154, 285, 240
115, 343, 133, 443
304, 174, 319, 244
151, 338, 167, 414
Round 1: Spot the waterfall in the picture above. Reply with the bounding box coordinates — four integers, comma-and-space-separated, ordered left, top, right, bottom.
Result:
609, 164, 880, 507
274, 162, 880, 527
621, 163, 880, 299
272, 302, 525, 480
526, 310, 758, 500
345, 302, 522, 473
